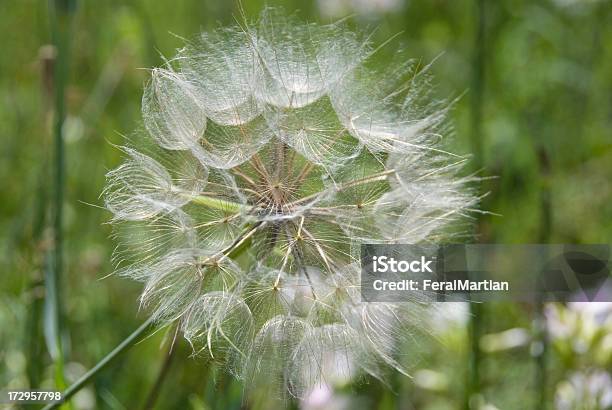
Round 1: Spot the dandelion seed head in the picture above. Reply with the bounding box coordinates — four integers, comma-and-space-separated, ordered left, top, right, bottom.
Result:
104, 8, 478, 397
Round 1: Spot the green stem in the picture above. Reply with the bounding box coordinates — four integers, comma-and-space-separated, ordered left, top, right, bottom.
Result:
42, 317, 156, 410
467, 302, 484, 409
470, 0, 485, 170
466, 1, 486, 408
534, 299, 548, 410
48, 0, 75, 397
141, 325, 179, 410
28, 47, 54, 388
190, 194, 248, 213
534, 147, 551, 409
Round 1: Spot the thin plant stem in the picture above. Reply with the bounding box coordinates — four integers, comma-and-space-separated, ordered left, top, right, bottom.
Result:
190, 194, 248, 213
47, 0, 75, 397
26, 47, 54, 386
466, 0, 486, 408
141, 325, 180, 410
534, 293, 549, 410
41, 317, 156, 410
469, 0, 485, 170
534, 147, 551, 409
467, 302, 484, 409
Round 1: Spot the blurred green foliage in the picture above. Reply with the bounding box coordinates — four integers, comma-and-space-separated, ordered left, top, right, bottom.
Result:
1, 0, 611, 409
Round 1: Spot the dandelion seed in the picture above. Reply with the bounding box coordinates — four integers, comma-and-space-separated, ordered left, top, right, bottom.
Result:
104, 8, 478, 397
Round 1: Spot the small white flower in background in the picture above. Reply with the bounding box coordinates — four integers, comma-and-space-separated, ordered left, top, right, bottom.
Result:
104, 9, 477, 396
545, 303, 612, 356
545, 302, 612, 389
555, 370, 612, 410
413, 369, 449, 392
301, 383, 352, 410
479, 327, 530, 353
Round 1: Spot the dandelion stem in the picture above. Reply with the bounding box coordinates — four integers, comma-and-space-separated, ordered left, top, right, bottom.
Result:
217, 222, 263, 262
199, 221, 265, 268
41, 317, 156, 410
190, 194, 248, 213
141, 324, 179, 410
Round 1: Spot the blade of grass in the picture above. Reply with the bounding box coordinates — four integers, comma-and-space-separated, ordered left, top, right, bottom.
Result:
27, 48, 54, 385
46, 0, 76, 400
42, 317, 156, 410
466, 0, 487, 408
466, 301, 484, 409
533, 147, 551, 409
